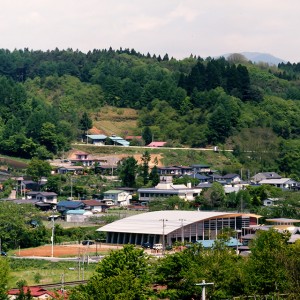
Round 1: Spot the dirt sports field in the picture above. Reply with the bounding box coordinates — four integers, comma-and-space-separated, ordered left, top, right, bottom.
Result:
13, 244, 123, 257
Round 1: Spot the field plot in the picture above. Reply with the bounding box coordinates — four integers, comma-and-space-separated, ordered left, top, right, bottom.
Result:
13, 244, 121, 257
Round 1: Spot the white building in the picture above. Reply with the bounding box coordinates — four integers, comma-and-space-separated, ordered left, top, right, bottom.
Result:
259, 178, 298, 190
103, 190, 132, 207
97, 210, 260, 246
138, 176, 202, 202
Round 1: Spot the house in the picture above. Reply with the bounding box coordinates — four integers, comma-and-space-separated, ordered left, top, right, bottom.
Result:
56, 166, 84, 175
94, 165, 118, 176
221, 173, 241, 184
57, 200, 85, 215
108, 135, 130, 146
251, 172, 281, 184
27, 191, 58, 204
125, 135, 142, 141
188, 173, 211, 182
103, 190, 132, 207
65, 209, 93, 222
8, 286, 66, 299
81, 200, 108, 213
138, 176, 202, 202
86, 134, 107, 145
259, 178, 298, 190
20, 180, 40, 193
190, 164, 211, 173
157, 166, 193, 176
147, 141, 166, 147
68, 150, 98, 167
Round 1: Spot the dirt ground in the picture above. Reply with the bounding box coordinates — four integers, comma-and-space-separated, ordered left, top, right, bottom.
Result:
13, 244, 123, 257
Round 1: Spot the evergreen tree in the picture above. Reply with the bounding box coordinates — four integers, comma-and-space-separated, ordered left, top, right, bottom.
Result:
141, 151, 151, 185
142, 126, 152, 145
119, 157, 137, 187
149, 165, 160, 186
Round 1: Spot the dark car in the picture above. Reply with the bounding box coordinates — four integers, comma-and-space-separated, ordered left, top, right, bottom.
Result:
1, 251, 7, 256
82, 240, 94, 246
142, 242, 152, 249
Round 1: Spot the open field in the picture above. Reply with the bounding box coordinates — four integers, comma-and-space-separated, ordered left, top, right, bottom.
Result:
12, 243, 121, 257
8, 244, 123, 287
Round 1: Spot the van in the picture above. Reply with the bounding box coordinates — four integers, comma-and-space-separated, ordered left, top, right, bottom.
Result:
153, 243, 163, 250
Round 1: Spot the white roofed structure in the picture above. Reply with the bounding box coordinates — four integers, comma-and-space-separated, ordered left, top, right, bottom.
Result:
97, 210, 260, 246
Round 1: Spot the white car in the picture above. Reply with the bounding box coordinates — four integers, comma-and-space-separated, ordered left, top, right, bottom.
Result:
153, 243, 163, 250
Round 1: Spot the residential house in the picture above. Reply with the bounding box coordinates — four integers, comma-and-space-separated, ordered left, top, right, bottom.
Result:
81, 200, 108, 213
157, 166, 193, 177
125, 135, 142, 141
188, 173, 211, 182
27, 191, 58, 206
8, 286, 66, 299
251, 172, 282, 184
259, 178, 298, 190
147, 141, 167, 147
221, 173, 241, 184
56, 166, 84, 175
138, 176, 202, 202
108, 135, 130, 146
86, 134, 107, 145
190, 164, 211, 173
68, 150, 98, 167
103, 190, 132, 207
57, 200, 85, 215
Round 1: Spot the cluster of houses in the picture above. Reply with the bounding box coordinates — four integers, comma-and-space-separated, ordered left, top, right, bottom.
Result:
138, 166, 299, 203
9, 159, 298, 224
85, 134, 167, 148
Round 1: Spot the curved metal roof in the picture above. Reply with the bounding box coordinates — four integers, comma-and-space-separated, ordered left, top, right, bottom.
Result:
97, 210, 260, 235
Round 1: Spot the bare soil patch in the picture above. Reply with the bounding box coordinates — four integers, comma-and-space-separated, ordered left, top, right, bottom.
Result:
14, 244, 123, 257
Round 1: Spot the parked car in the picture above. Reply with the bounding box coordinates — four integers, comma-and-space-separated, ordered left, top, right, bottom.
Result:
153, 243, 163, 250
142, 242, 152, 249
1, 251, 7, 256
82, 240, 94, 246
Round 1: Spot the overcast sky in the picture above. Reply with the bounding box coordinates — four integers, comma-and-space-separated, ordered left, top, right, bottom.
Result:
1, 0, 300, 62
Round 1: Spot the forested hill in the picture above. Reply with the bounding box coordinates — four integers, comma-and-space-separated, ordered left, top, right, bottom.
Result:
1, 48, 300, 177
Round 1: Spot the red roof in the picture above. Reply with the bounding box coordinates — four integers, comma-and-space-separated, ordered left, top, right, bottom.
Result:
125, 135, 142, 140
147, 141, 167, 147
8, 286, 68, 299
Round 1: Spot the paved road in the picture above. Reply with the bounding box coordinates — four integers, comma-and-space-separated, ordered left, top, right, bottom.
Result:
72, 143, 233, 152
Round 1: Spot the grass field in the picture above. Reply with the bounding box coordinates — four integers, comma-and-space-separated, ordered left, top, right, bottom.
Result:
8, 258, 97, 287
92, 106, 139, 136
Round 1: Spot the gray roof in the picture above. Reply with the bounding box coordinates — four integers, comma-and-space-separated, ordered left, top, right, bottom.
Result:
97, 210, 260, 235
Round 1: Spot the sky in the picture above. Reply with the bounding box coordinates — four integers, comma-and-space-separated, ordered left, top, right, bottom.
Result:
1, 0, 300, 62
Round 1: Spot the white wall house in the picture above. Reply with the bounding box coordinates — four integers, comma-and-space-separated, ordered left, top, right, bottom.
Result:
138, 176, 202, 202
103, 190, 132, 207
259, 178, 298, 190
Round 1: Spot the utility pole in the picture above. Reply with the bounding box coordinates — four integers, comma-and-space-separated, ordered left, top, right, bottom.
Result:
51, 216, 55, 257
159, 219, 168, 255
196, 280, 214, 300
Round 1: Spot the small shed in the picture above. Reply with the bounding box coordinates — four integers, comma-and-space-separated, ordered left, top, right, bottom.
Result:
65, 209, 93, 222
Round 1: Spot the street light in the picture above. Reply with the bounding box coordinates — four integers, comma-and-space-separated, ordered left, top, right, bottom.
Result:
159, 219, 168, 255
196, 280, 214, 300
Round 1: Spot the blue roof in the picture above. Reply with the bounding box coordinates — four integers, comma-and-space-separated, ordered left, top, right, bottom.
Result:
66, 209, 86, 215
109, 136, 130, 146
87, 134, 107, 140
57, 201, 84, 209
196, 238, 243, 248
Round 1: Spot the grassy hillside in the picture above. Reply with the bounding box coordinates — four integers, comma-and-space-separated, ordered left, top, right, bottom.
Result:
73, 144, 240, 173
91, 106, 139, 136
